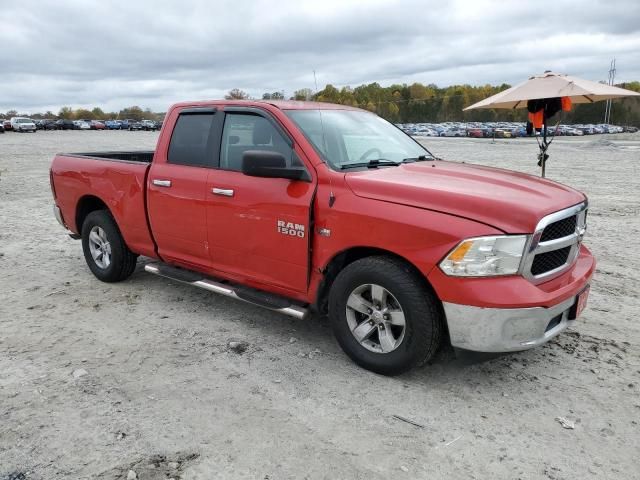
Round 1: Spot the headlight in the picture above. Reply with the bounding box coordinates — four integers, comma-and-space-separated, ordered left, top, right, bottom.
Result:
439, 235, 528, 277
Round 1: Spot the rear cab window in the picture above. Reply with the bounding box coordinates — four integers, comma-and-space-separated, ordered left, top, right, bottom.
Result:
167, 110, 218, 167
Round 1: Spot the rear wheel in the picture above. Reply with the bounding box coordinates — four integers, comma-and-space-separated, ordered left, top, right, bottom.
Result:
328, 256, 442, 375
81, 210, 138, 282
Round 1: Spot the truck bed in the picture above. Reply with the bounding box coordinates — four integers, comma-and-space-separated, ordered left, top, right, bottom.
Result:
50, 152, 157, 258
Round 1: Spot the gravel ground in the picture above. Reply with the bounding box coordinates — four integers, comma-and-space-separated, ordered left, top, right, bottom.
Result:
1, 130, 639, 479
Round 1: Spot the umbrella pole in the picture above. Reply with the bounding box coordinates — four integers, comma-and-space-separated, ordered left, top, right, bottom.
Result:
541, 111, 547, 178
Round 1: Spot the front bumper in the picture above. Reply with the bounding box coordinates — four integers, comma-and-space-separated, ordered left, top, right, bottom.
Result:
433, 244, 595, 353
443, 295, 579, 352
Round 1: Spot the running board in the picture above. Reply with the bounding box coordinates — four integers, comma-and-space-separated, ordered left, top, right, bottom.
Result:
144, 263, 309, 320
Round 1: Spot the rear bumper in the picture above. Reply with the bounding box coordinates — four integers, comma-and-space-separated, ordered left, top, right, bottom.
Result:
54, 204, 81, 239
53, 204, 65, 227
434, 245, 595, 352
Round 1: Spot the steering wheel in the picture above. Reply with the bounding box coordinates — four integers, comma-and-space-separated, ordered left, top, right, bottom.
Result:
358, 148, 383, 162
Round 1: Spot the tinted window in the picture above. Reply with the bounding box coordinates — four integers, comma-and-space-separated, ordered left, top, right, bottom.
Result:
168, 113, 215, 167
220, 114, 292, 171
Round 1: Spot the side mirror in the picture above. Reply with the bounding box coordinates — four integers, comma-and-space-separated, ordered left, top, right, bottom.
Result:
241, 150, 310, 182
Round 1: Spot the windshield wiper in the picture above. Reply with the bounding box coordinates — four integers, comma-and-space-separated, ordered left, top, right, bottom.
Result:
340, 159, 400, 169
401, 155, 433, 163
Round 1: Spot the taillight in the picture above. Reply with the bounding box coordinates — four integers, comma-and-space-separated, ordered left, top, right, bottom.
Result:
49, 169, 57, 199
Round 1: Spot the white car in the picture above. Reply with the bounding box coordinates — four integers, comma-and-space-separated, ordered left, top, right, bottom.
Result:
10, 117, 37, 132
73, 120, 91, 130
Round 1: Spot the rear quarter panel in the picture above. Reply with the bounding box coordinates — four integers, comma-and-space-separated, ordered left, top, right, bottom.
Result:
51, 154, 155, 257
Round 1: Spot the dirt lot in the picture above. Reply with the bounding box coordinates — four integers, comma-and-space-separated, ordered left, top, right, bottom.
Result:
1, 130, 639, 479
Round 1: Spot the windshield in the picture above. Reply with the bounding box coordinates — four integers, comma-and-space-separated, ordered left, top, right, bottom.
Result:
16, 118, 32, 123
285, 109, 432, 169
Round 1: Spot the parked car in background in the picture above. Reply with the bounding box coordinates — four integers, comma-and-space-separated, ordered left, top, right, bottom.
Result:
55, 119, 76, 130
104, 120, 121, 130
73, 120, 91, 130
128, 121, 143, 131
42, 119, 57, 130
493, 128, 511, 138
90, 120, 106, 130
466, 128, 484, 138
11, 117, 37, 132
118, 119, 132, 130
140, 119, 158, 131
3, 119, 12, 131
0, 122, 4, 133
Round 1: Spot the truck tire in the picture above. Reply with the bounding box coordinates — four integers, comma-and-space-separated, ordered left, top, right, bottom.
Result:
81, 210, 138, 282
328, 256, 442, 375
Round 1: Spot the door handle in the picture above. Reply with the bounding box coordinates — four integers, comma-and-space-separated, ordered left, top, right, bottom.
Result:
212, 188, 234, 197
152, 179, 172, 187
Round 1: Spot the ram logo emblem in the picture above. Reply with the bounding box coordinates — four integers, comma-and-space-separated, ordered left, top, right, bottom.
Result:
277, 220, 305, 238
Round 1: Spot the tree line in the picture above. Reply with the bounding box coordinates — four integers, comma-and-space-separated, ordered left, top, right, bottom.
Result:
3, 80, 639, 125
234, 81, 640, 126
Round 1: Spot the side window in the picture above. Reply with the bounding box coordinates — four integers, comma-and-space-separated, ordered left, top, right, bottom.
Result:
168, 113, 215, 167
220, 114, 293, 171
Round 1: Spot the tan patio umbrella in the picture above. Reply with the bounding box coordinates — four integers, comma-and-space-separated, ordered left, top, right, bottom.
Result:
464, 71, 640, 177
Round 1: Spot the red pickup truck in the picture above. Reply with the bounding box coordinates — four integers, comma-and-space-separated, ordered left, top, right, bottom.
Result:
50, 100, 594, 375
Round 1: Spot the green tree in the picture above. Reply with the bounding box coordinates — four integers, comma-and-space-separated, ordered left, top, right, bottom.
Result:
58, 107, 74, 119
263, 91, 285, 100
74, 109, 95, 120
91, 107, 105, 119
119, 106, 144, 120
292, 88, 313, 101
225, 88, 250, 100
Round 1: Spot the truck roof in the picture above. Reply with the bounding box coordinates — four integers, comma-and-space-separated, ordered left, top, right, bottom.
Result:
168, 99, 365, 112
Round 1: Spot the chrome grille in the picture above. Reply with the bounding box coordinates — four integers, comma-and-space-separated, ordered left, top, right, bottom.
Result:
531, 246, 571, 275
521, 202, 588, 284
540, 216, 577, 242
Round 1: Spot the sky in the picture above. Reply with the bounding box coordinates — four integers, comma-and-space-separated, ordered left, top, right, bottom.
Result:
1, 0, 639, 114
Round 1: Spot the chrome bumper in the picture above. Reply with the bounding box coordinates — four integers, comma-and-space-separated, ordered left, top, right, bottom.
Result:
53, 205, 65, 227
443, 296, 577, 352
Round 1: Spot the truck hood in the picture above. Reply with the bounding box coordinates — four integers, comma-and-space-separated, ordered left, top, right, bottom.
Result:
344, 160, 585, 233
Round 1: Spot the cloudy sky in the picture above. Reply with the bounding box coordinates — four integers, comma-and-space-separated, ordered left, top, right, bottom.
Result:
1, 0, 639, 113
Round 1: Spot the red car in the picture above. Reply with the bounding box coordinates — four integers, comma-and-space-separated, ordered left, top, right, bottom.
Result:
50, 100, 594, 375
3, 119, 12, 131
466, 128, 484, 138
90, 120, 106, 130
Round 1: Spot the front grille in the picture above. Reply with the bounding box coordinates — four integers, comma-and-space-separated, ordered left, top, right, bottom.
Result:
523, 203, 587, 283
540, 215, 577, 242
531, 247, 571, 275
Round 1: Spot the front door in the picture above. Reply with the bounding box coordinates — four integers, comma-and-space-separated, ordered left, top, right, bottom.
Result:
206, 111, 315, 292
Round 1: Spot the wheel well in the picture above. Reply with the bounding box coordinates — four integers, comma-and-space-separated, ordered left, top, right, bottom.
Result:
314, 247, 438, 315
75, 195, 108, 232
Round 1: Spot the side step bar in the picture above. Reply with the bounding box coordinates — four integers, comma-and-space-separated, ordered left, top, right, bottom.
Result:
144, 262, 309, 320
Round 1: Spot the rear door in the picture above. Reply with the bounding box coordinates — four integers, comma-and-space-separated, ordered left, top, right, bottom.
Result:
147, 107, 222, 269
205, 108, 316, 293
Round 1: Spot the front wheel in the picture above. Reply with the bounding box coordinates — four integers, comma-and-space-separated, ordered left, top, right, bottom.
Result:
81, 210, 138, 282
328, 256, 442, 375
